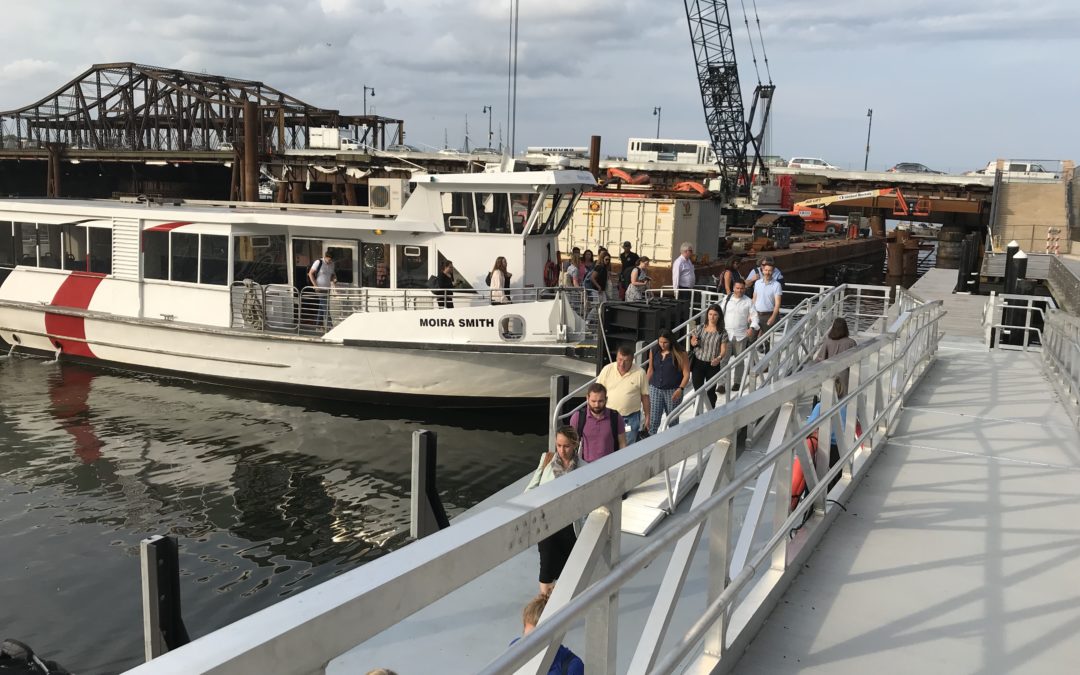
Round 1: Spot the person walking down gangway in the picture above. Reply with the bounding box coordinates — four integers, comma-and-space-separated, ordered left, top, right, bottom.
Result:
751, 257, 783, 349
596, 344, 650, 443
624, 256, 651, 302
569, 383, 627, 463
510, 594, 585, 675
689, 304, 729, 406
722, 280, 755, 389
647, 329, 691, 430
815, 317, 858, 397
619, 241, 639, 300
672, 242, 696, 302
525, 426, 582, 595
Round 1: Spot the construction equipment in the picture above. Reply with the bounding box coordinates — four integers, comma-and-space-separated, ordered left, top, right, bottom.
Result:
683, 1, 775, 199
792, 187, 930, 234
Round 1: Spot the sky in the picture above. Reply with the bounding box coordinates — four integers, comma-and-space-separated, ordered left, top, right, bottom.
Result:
0, 0, 1077, 173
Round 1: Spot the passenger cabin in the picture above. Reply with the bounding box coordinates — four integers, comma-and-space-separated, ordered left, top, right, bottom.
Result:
0, 170, 595, 329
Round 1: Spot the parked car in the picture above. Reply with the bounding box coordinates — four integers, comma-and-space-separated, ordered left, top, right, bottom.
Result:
219, 141, 234, 151
887, 162, 944, 174
472, 147, 500, 156
339, 138, 361, 151
386, 144, 420, 153
788, 157, 839, 170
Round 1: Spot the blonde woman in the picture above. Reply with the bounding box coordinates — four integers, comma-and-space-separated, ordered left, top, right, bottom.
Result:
489, 256, 512, 304
525, 425, 580, 594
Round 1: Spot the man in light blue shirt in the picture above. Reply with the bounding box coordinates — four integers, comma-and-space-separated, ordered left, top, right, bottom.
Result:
751, 258, 782, 348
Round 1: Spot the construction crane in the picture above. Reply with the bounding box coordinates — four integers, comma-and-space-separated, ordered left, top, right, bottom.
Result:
792, 188, 931, 234
683, 0, 775, 198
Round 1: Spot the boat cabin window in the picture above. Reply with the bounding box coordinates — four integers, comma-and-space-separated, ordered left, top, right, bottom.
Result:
361, 242, 390, 288
171, 233, 199, 283
144, 229, 228, 285
510, 194, 537, 234
534, 189, 578, 235
88, 228, 112, 275
60, 224, 87, 271
14, 222, 35, 265
0, 222, 14, 268
475, 193, 511, 233
201, 235, 229, 285
396, 245, 429, 288
37, 224, 62, 269
144, 231, 169, 280
442, 192, 474, 232
234, 235, 288, 286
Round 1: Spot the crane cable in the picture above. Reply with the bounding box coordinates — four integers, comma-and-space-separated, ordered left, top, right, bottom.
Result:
751, 0, 773, 84
738, 0, 763, 85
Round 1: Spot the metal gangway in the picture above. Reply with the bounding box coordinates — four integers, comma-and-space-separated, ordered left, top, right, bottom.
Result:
126, 284, 948, 675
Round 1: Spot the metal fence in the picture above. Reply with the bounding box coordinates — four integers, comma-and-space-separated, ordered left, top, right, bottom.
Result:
124, 290, 944, 675
1040, 308, 1080, 429
980, 291, 1058, 351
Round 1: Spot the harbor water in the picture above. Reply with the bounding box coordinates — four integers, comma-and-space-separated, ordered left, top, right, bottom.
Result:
0, 357, 545, 674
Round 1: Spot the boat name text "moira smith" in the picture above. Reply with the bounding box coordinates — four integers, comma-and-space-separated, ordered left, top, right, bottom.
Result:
419, 318, 496, 328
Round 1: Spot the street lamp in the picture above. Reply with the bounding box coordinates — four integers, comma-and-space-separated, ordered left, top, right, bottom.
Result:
363, 86, 375, 117
482, 105, 493, 149
863, 108, 873, 171
653, 106, 662, 139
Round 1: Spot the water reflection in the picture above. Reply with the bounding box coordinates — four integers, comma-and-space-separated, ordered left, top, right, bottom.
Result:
0, 357, 544, 673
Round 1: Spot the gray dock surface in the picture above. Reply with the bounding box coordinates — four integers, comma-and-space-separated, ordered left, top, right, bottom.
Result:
735, 338, 1080, 672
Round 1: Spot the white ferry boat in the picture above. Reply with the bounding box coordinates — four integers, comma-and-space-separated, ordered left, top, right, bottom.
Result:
0, 169, 600, 405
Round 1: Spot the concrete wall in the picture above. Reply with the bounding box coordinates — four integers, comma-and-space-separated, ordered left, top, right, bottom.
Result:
995, 182, 1070, 254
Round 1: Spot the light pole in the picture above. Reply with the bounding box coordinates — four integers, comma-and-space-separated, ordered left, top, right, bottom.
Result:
653, 106, 662, 139
482, 105, 493, 149
863, 108, 873, 171
363, 86, 375, 117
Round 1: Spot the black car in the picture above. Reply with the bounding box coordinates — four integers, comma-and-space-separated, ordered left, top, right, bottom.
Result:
887, 162, 945, 175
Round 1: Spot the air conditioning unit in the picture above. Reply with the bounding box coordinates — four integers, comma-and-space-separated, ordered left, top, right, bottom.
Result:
368, 178, 410, 216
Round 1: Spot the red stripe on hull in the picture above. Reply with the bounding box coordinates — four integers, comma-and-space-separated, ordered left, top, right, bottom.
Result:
45, 272, 107, 358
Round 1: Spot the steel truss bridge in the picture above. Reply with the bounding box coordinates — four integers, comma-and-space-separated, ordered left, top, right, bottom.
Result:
0, 62, 402, 153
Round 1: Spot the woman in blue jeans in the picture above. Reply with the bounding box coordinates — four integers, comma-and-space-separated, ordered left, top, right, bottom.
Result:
647, 329, 691, 431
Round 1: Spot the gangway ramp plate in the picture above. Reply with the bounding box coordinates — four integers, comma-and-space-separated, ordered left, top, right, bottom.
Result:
621, 454, 701, 536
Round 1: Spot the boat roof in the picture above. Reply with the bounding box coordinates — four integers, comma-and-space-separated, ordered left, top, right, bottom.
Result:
0, 169, 596, 234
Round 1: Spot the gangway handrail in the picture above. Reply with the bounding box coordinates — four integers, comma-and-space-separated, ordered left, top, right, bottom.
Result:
981, 291, 1057, 351
123, 291, 944, 675
1041, 309, 1080, 428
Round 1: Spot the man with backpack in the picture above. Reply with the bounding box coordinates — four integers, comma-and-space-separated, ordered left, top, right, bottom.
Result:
307, 250, 336, 329
568, 383, 627, 463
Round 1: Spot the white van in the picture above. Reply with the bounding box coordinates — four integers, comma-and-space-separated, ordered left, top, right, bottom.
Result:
788, 157, 839, 170
967, 160, 1059, 180
339, 138, 361, 151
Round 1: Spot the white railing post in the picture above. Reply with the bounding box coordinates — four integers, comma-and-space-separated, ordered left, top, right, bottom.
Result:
585, 497, 621, 675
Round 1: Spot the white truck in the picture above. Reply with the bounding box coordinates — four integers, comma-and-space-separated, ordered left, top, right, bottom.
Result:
308, 127, 360, 151
966, 160, 1060, 180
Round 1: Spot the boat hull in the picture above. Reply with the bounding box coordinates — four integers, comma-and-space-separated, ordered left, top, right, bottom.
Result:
0, 304, 594, 407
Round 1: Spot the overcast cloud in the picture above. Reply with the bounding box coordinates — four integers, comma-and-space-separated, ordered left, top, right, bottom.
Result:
0, 0, 1076, 172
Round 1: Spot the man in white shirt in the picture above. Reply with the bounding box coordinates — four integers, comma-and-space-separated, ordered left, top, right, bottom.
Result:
307, 251, 336, 329
596, 344, 650, 443
722, 280, 754, 388
672, 242, 696, 303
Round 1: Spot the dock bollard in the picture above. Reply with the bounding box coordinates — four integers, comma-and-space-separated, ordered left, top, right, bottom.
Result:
140, 534, 190, 661
410, 430, 450, 539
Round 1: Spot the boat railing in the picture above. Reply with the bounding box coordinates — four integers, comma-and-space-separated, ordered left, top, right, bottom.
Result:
123, 295, 946, 675
980, 291, 1058, 351
228, 281, 603, 339
1041, 308, 1080, 428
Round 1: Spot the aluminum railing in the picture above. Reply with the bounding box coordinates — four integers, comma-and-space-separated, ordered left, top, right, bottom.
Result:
228, 281, 603, 338
980, 291, 1058, 351
124, 291, 944, 675
1040, 309, 1080, 428
548, 284, 829, 439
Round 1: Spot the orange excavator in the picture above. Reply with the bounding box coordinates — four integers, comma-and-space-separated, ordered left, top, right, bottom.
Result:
791, 187, 930, 234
